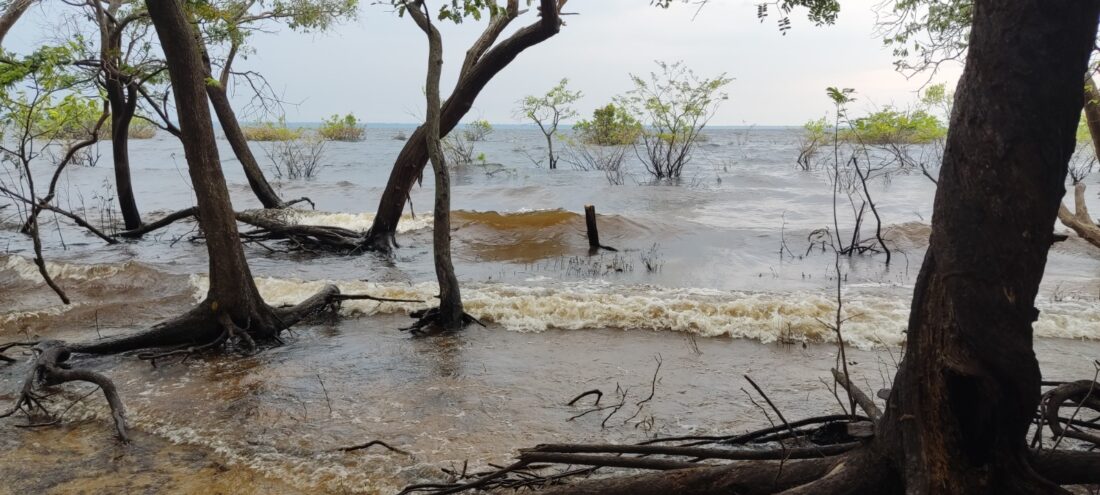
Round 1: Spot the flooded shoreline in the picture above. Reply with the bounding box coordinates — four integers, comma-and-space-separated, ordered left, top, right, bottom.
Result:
4, 127, 1100, 492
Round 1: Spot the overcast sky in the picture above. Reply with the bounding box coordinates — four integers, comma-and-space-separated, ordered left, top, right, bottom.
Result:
8, 0, 962, 126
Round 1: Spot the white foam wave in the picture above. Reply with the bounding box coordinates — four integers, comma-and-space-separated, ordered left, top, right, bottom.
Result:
287, 210, 432, 233
2, 255, 135, 282
185, 276, 1100, 349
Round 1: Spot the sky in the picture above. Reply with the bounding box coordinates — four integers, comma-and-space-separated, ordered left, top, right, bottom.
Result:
7, 0, 962, 126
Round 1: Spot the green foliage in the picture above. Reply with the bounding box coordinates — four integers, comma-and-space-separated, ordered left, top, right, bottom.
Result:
1078, 112, 1092, 143
26, 95, 101, 140
318, 113, 365, 141
803, 116, 830, 142
573, 103, 641, 146
390, 0, 508, 23
919, 82, 953, 120
618, 61, 732, 179
463, 119, 493, 142
518, 78, 582, 131
653, 0, 840, 32
842, 107, 946, 144
826, 86, 856, 106
878, 0, 972, 74
242, 117, 302, 141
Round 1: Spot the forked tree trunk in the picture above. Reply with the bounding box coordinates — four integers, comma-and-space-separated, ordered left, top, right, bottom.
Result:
362, 0, 562, 251
409, 1, 464, 329
105, 79, 142, 230
877, 1, 1099, 493
145, 0, 277, 333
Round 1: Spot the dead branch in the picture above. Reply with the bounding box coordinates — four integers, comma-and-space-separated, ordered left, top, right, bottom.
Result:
831, 368, 881, 421
567, 389, 603, 406
1057, 182, 1100, 248
334, 439, 410, 455
116, 206, 197, 238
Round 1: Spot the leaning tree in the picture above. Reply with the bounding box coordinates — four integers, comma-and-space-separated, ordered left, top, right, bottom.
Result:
405, 1, 1100, 493
0, 0, 345, 440
360, 0, 564, 251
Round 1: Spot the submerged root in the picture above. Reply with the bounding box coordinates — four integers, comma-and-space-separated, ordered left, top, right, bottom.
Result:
0, 284, 388, 438
401, 306, 485, 335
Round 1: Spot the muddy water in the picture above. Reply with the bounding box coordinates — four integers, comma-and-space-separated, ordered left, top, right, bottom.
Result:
3, 127, 1100, 492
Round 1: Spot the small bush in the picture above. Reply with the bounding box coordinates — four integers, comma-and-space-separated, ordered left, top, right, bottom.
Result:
463, 119, 493, 142
573, 103, 641, 146
264, 134, 326, 180
841, 108, 946, 144
319, 113, 365, 141
127, 120, 156, 139
243, 118, 302, 141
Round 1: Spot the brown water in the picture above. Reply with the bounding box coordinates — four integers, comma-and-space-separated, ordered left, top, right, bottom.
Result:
3, 127, 1100, 492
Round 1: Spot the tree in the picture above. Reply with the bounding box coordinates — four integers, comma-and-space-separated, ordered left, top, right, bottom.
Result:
405, 1, 1100, 492
399, 0, 481, 331
618, 61, 731, 180
360, 0, 564, 252
517, 78, 580, 169
87, 0, 158, 230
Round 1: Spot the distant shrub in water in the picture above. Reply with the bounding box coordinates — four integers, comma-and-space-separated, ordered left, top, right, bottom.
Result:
243, 117, 302, 142
319, 113, 365, 141
463, 119, 493, 142
127, 120, 156, 139
797, 117, 829, 170
841, 108, 946, 144
573, 103, 640, 146
265, 134, 326, 180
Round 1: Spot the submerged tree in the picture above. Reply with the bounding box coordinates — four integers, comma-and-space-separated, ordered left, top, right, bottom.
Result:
619, 61, 731, 180
398, 0, 483, 331
517, 78, 580, 169
361, 0, 564, 251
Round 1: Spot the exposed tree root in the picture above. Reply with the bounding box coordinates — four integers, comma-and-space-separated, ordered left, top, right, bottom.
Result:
0, 284, 419, 439
399, 371, 1100, 495
0, 341, 129, 441
400, 306, 485, 335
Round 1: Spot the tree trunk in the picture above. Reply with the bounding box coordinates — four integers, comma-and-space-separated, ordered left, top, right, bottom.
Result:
106, 79, 142, 230
362, 0, 562, 251
878, 1, 1099, 493
0, 0, 34, 47
145, 0, 277, 334
410, 1, 464, 329
546, 132, 556, 169
200, 47, 285, 209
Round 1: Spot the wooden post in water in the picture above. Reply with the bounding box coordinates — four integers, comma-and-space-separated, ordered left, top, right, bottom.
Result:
585, 204, 600, 250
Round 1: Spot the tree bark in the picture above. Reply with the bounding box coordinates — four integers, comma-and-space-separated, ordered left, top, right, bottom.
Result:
200, 47, 285, 209
878, 1, 1099, 493
145, 0, 278, 334
409, 1, 464, 329
106, 80, 143, 230
362, 0, 562, 250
